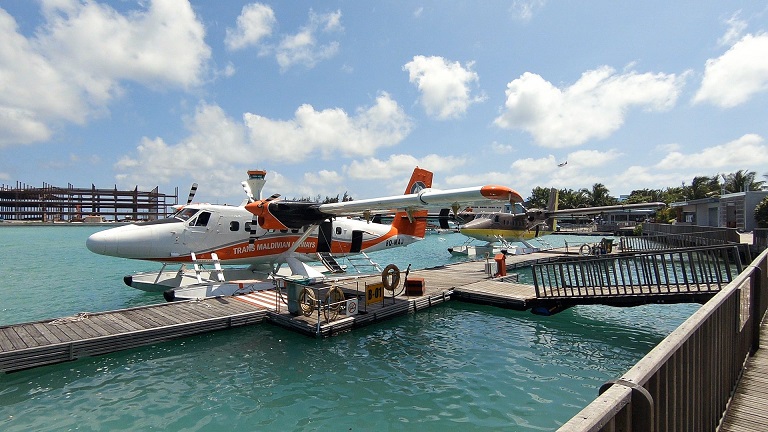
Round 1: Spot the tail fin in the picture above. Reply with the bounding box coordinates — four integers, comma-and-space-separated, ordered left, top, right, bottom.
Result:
392, 167, 433, 237
546, 187, 558, 232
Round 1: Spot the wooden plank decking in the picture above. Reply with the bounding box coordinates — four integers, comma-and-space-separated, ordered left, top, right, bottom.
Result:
719, 317, 768, 431
0, 296, 267, 373
0, 248, 735, 373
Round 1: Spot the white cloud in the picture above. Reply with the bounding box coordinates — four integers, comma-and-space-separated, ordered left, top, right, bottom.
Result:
693, 32, 768, 108
115, 95, 412, 194
0, 0, 210, 147
346, 154, 465, 181
39, 0, 210, 92
403, 55, 485, 119
243, 92, 412, 162
718, 12, 748, 47
655, 134, 768, 170
225, 3, 276, 51
115, 103, 247, 191
490, 141, 515, 154
510, 0, 546, 21
275, 9, 342, 70
494, 66, 685, 147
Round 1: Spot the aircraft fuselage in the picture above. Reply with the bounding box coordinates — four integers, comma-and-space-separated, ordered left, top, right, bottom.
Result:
86, 204, 420, 267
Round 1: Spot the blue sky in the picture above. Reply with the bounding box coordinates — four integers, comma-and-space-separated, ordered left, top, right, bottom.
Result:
2, 1, 768, 205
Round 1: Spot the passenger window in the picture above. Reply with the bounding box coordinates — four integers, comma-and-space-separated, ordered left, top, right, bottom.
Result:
336, 227, 342, 235
230, 221, 239, 231
245, 222, 252, 232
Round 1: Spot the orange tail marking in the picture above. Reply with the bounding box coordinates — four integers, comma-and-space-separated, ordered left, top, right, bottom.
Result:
391, 167, 432, 238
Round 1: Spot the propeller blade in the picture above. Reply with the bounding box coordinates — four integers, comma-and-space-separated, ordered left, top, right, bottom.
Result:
186, 183, 198, 205
241, 181, 254, 203
249, 216, 259, 244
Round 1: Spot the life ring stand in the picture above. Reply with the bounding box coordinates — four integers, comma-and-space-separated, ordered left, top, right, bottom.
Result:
323, 285, 345, 322
298, 287, 316, 317
382, 264, 401, 292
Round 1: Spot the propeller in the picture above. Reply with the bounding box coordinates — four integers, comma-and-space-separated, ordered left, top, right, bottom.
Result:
248, 215, 259, 244
248, 194, 282, 243
241, 181, 254, 203
186, 183, 198, 205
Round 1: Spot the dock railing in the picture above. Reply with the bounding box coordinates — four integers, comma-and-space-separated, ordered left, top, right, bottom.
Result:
532, 245, 744, 300
642, 223, 741, 244
558, 247, 768, 431
620, 232, 736, 251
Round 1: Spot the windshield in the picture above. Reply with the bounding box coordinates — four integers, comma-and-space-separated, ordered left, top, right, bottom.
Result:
172, 207, 199, 221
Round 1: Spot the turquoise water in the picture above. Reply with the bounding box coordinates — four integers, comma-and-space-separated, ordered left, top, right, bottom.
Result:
0, 226, 699, 431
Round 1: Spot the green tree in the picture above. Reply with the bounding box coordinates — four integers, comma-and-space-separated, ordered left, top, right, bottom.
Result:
684, 175, 720, 200
722, 170, 765, 193
580, 183, 618, 207
755, 197, 768, 228
558, 188, 589, 209
624, 188, 665, 204
526, 186, 552, 209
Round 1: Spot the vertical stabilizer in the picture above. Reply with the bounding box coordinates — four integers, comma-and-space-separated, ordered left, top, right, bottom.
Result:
546, 187, 559, 232
391, 167, 433, 238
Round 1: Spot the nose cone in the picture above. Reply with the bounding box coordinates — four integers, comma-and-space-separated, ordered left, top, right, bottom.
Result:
86, 224, 162, 259
86, 229, 117, 256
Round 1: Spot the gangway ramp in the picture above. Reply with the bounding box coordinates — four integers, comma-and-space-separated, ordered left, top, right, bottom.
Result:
530, 244, 744, 310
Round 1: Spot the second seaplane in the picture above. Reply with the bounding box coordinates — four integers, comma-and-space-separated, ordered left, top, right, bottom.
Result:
87, 167, 522, 300
449, 189, 665, 256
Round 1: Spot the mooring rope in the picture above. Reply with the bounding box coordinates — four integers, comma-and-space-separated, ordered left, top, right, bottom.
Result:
49, 312, 90, 325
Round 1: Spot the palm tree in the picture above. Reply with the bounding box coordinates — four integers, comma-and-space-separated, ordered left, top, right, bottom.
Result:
684, 175, 720, 199
580, 183, 618, 207
721, 170, 765, 193
559, 188, 589, 209
625, 188, 665, 204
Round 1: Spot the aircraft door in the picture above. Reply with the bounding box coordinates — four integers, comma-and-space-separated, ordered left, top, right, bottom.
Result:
351, 230, 363, 253
317, 220, 333, 253
183, 211, 215, 252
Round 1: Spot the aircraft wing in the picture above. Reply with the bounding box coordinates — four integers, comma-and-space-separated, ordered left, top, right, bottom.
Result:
318, 185, 523, 217
245, 184, 523, 230
549, 202, 666, 216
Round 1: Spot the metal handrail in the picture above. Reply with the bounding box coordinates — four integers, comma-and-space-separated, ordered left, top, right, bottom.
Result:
532, 245, 743, 299
558, 247, 768, 431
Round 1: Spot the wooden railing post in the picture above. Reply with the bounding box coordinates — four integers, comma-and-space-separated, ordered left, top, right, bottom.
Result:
750, 265, 763, 355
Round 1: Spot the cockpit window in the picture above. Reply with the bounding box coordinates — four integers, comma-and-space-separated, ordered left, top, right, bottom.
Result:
173, 208, 199, 221
193, 211, 211, 227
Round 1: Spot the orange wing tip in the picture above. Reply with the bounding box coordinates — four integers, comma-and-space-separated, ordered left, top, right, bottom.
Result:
480, 185, 524, 202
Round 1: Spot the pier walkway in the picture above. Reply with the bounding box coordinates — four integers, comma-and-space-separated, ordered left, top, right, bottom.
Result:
0, 243, 750, 377
719, 317, 768, 431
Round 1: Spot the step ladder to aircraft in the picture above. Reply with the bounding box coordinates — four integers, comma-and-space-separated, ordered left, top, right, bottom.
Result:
345, 251, 383, 274
190, 252, 226, 283
316, 252, 345, 273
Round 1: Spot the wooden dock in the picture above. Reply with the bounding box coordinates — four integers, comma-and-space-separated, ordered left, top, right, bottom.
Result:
0, 297, 267, 373
0, 246, 740, 373
1, 257, 533, 373
719, 316, 768, 431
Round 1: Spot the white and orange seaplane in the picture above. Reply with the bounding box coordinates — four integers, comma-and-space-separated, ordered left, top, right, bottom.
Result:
87, 167, 522, 300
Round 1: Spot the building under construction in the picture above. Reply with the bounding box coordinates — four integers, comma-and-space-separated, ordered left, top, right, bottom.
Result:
0, 181, 179, 222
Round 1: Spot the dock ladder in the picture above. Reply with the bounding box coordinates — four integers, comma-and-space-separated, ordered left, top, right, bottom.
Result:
316, 252, 345, 273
